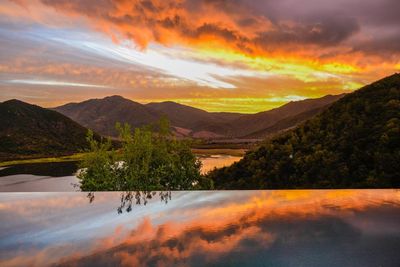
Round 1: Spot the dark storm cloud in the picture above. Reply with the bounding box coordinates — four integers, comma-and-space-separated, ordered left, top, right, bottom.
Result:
255, 16, 360, 47
241, 0, 400, 54
354, 34, 400, 57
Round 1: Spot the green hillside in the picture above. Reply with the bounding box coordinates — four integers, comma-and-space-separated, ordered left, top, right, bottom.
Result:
208, 74, 400, 189
0, 100, 92, 161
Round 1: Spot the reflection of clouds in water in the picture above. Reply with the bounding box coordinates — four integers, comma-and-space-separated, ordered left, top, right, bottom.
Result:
0, 190, 399, 267
0, 175, 79, 192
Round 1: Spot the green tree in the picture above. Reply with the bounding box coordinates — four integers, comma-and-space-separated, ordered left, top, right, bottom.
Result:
78, 118, 212, 191
78, 130, 115, 191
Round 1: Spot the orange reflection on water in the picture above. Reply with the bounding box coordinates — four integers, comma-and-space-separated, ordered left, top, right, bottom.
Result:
199, 155, 242, 174
0, 190, 399, 267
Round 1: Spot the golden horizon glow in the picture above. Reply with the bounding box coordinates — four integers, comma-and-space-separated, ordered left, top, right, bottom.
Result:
136, 96, 334, 114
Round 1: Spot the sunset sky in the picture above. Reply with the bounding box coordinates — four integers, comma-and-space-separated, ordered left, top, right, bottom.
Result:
0, 0, 399, 113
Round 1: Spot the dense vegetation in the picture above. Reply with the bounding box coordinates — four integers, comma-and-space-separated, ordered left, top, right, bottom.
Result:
0, 100, 92, 161
78, 118, 213, 191
208, 74, 400, 189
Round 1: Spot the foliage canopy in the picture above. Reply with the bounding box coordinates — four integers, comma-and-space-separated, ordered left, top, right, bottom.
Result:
208, 74, 400, 189
79, 118, 212, 191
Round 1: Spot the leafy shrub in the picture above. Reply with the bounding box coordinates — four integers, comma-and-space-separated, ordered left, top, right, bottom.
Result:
79, 118, 212, 191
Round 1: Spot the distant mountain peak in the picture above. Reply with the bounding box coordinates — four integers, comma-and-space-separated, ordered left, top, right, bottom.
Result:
54, 95, 161, 137
103, 95, 127, 101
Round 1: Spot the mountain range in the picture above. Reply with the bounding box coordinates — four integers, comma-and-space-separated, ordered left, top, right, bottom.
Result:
208, 73, 400, 189
54, 94, 344, 139
0, 93, 343, 161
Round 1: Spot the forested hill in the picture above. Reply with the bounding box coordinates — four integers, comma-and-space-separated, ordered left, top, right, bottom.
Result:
0, 100, 92, 161
208, 73, 400, 189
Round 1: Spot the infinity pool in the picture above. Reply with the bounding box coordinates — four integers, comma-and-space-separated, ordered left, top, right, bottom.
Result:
0, 190, 399, 266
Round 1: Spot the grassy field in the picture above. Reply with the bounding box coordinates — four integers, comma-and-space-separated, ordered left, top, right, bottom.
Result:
0, 153, 86, 167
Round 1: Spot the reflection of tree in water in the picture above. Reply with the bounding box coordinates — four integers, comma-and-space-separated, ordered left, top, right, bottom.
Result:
87, 191, 171, 214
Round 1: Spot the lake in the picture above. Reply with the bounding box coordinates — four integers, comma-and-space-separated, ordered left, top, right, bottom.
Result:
0, 155, 242, 192
0, 190, 399, 266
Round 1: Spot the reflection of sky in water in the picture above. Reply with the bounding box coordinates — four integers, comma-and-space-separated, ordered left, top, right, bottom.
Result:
200, 155, 242, 174
0, 190, 399, 267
